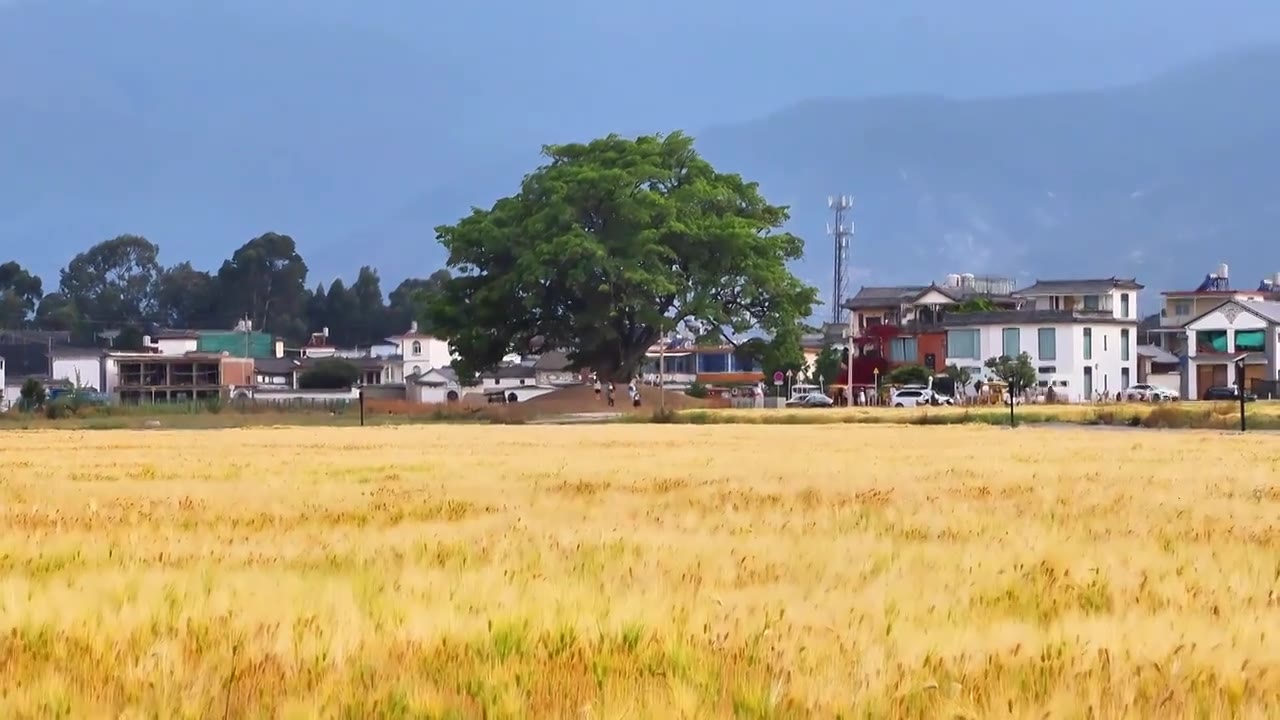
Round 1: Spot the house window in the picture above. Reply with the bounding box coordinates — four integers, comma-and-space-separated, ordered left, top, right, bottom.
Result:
1198, 330, 1227, 353
1174, 300, 1192, 316
412, 365, 421, 375
699, 352, 729, 373
889, 337, 918, 363
947, 329, 980, 360
1236, 330, 1266, 352
1083, 328, 1093, 360
1121, 329, 1130, 361
1038, 366, 1057, 374
411, 341, 422, 355
1001, 328, 1020, 357
1103, 334, 1108, 352
1120, 293, 1130, 318
1083, 295, 1100, 311
1037, 328, 1056, 360
1121, 367, 1131, 389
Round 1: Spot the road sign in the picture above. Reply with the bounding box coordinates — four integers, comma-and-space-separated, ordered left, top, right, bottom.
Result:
773, 371, 784, 384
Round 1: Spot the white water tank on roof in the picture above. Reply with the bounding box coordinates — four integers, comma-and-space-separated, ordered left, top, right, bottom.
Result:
1218, 263, 1229, 279
1273, 272, 1280, 286
961, 273, 976, 288
945, 273, 961, 288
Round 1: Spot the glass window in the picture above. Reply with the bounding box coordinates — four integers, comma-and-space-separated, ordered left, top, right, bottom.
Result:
889, 337, 918, 363
1236, 330, 1265, 351
699, 352, 728, 373
1083, 295, 1100, 311
1001, 328, 1020, 357
1037, 328, 1056, 360
1121, 329, 1130, 361
947, 329, 979, 360
1120, 293, 1130, 318
1174, 300, 1192, 316
1083, 328, 1092, 360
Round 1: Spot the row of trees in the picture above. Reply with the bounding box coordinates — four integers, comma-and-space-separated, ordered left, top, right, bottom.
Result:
1, 234, 452, 347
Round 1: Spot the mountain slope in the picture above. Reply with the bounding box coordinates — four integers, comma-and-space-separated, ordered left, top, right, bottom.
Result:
696, 47, 1280, 300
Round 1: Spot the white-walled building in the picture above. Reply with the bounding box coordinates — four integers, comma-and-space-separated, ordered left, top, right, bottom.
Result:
409, 367, 463, 403
388, 322, 452, 379
50, 349, 105, 390
942, 278, 1142, 402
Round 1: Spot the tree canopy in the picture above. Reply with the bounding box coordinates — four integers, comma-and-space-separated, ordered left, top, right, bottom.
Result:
984, 353, 1037, 394
428, 132, 817, 381
3, 232, 444, 348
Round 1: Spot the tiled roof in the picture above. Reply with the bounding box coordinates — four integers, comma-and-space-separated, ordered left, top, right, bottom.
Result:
843, 286, 928, 309
533, 350, 572, 371
1014, 278, 1143, 295
1136, 345, 1179, 364
1237, 300, 1280, 324
481, 364, 537, 380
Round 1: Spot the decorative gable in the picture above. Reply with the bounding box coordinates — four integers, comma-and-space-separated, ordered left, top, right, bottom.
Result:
913, 288, 957, 306
1186, 301, 1269, 331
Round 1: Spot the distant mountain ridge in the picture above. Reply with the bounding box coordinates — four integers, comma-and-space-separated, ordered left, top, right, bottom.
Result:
695, 45, 1280, 302
2, 0, 1280, 309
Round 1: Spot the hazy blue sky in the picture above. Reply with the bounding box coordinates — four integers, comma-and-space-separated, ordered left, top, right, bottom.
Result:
2, 0, 1279, 283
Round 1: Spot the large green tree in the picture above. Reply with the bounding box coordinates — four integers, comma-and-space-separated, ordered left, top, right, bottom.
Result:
388, 269, 450, 335
155, 262, 221, 328
58, 234, 162, 327
429, 132, 816, 381
216, 232, 309, 339
0, 261, 44, 328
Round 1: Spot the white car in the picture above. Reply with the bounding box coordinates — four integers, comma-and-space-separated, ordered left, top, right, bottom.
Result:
890, 385, 954, 407
785, 392, 834, 408
1125, 384, 1180, 402
890, 388, 930, 407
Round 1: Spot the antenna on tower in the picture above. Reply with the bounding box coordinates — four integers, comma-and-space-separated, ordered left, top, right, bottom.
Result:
826, 195, 854, 325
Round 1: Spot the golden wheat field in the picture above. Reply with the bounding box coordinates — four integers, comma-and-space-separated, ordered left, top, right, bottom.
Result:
3, 424, 1280, 718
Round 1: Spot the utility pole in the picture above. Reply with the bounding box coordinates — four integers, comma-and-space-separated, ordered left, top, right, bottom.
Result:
827, 195, 854, 325
658, 326, 666, 414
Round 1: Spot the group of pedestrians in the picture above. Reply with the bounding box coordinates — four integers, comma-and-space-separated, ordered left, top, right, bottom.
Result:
593, 376, 642, 408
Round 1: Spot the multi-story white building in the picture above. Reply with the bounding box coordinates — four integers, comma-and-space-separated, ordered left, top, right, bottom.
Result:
942, 278, 1143, 402
388, 321, 453, 381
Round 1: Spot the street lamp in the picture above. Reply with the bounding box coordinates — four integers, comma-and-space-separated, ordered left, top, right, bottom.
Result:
1233, 353, 1249, 432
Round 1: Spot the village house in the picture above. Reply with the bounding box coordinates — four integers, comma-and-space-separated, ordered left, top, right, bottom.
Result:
842, 274, 1142, 402
388, 321, 452, 381
941, 279, 1141, 402
843, 273, 1019, 372
1180, 300, 1280, 399
408, 367, 463, 403
103, 351, 254, 404
1141, 263, 1280, 399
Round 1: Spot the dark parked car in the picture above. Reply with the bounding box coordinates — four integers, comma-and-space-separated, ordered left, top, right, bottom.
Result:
1203, 386, 1257, 402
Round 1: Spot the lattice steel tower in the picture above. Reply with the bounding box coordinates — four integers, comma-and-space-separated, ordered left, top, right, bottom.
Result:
826, 195, 854, 325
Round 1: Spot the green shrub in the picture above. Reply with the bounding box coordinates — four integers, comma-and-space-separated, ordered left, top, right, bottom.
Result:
685, 381, 709, 399
297, 359, 361, 390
